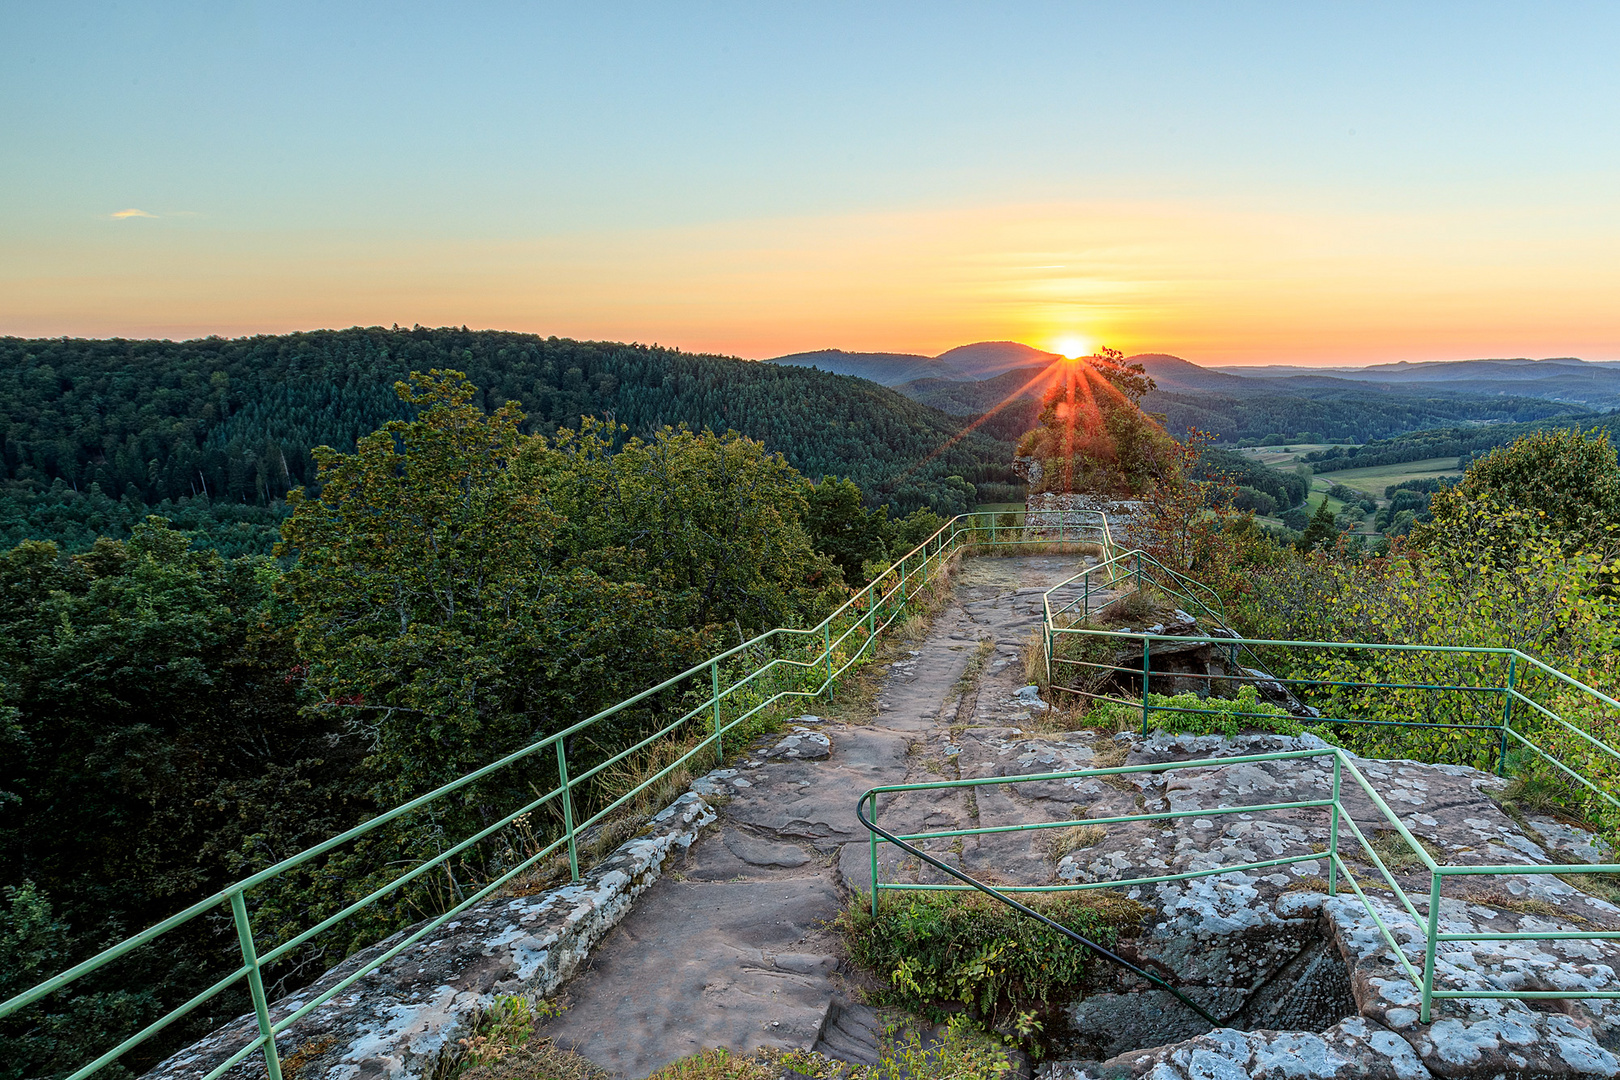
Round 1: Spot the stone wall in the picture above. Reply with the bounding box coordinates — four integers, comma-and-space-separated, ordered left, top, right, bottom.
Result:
1023, 491, 1145, 546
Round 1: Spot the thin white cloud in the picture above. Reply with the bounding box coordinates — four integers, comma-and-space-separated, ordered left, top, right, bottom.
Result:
111, 208, 155, 219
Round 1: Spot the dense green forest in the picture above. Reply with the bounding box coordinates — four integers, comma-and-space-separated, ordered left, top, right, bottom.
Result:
0, 372, 952, 1078
1192, 447, 1309, 512
0, 328, 1014, 554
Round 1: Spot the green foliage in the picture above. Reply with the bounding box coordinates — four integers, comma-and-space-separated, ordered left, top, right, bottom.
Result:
1385, 476, 1457, 500
839, 890, 1148, 1034
804, 479, 947, 585
868, 1016, 1014, 1080
0, 328, 1012, 550
1304, 413, 1615, 475
1195, 447, 1308, 508
271, 373, 850, 954
1229, 513, 1620, 825
0, 523, 357, 1077
1088, 686, 1303, 738
1420, 427, 1620, 560
1298, 500, 1337, 551
0, 882, 151, 1080
806, 477, 891, 583
1015, 352, 1179, 497
455, 994, 557, 1071
0, 484, 287, 557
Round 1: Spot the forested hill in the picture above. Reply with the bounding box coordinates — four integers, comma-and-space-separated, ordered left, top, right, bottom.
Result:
0, 327, 1015, 552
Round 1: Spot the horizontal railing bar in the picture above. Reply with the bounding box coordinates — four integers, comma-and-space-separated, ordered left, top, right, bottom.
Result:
1431, 989, 1620, 999
1435, 931, 1620, 941
1053, 626, 1520, 655
1434, 860, 1620, 875
889, 797, 1336, 842
1047, 657, 1511, 699
59, 963, 253, 1080
875, 851, 1327, 893
866, 747, 1339, 797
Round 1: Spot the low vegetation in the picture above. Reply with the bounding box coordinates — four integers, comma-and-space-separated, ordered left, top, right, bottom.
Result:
1086, 686, 1306, 739
837, 890, 1149, 1048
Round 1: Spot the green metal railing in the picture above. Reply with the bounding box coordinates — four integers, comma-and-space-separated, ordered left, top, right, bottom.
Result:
0, 510, 1115, 1080
861, 746, 1620, 1025
1043, 548, 1620, 803
859, 545, 1620, 1029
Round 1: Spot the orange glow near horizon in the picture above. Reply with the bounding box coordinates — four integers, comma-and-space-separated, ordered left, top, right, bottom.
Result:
1050, 334, 1091, 359
6, 197, 1620, 365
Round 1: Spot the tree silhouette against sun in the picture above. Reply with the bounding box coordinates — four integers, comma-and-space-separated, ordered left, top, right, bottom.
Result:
1016, 348, 1181, 496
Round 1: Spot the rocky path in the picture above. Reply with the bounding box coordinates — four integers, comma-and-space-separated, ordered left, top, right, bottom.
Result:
148, 554, 1620, 1080
533, 554, 1090, 1077
537, 550, 1620, 1079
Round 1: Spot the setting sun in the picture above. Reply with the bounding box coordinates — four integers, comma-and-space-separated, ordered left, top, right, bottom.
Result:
1050, 334, 1091, 359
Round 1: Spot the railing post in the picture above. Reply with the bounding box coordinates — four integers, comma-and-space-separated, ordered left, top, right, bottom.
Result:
868, 791, 880, 917
557, 742, 580, 881
1328, 754, 1341, 896
990, 514, 997, 546
1083, 574, 1091, 620
1420, 872, 1442, 1023
1498, 655, 1517, 776
230, 890, 285, 1080
824, 620, 833, 689
1141, 634, 1151, 735
1043, 621, 1052, 689
711, 660, 724, 764
865, 585, 876, 652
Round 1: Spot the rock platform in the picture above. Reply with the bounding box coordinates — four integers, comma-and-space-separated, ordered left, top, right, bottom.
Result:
147, 555, 1620, 1080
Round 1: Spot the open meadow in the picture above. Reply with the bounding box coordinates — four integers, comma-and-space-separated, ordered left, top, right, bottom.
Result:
1316, 456, 1463, 501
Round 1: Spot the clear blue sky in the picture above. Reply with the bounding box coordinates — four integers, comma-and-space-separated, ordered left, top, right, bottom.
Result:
4, 2, 1618, 363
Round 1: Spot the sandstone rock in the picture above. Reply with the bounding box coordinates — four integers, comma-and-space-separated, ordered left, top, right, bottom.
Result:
143, 793, 716, 1080
722, 829, 812, 868
764, 727, 832, 761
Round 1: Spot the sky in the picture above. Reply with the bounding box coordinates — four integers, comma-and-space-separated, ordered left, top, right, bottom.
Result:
3, 2, 1618, 366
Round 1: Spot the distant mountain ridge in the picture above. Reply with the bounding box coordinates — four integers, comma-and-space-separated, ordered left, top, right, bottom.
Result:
882, 347, 1599, 446
765, 340, 1062, 386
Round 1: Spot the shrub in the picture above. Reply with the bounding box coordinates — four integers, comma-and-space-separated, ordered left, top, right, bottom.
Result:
1088, 685, 1304, 738
838, 890, 1148, 1034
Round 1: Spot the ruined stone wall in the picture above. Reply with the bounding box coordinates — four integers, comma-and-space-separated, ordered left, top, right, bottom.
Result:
1023, 491, 1146, 547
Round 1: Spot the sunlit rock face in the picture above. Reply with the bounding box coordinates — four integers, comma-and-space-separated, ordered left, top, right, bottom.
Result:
1019, 733, 1620, 1080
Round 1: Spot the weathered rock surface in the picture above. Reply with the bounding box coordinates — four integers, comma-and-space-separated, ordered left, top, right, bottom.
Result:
143, 794, 716, 1080
149, 555, 1620, 1080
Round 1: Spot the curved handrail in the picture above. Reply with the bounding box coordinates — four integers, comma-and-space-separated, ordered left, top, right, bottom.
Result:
855, 789, 1219, 1027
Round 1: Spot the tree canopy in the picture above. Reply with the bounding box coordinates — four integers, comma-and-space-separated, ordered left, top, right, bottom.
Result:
1014, 350, 1180, 496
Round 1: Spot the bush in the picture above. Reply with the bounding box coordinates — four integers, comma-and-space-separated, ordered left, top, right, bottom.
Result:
1089, 685, 1304, 738
839, 890, 1148, 1034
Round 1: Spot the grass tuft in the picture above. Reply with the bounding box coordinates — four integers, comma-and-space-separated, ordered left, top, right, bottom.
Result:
1045, 824, 1106, 862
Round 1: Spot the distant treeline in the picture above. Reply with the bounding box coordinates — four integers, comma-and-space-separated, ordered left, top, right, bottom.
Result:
0, 327, 1016, 552
1302, 413, 1618, 474
1193, 447, 1310, 512
1384, 477, 1458, 500
1152, 391, 1584, 446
